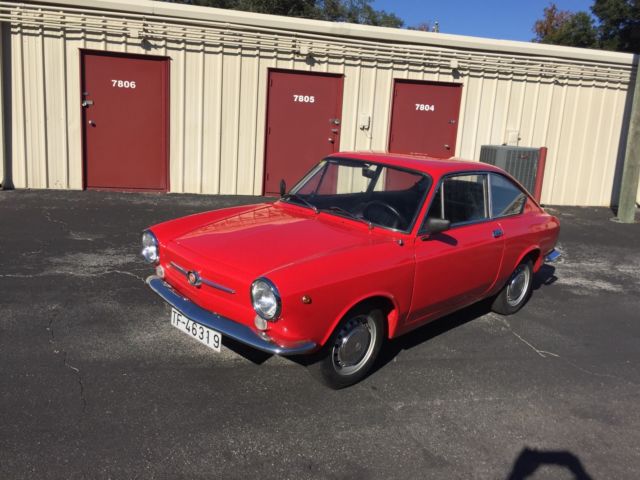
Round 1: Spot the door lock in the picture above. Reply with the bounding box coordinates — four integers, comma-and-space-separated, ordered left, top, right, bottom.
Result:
444, 144, 451, 150
88, 120, 96, 127
328, 137, 334, 143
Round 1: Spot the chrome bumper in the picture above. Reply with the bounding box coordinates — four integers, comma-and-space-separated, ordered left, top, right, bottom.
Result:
545, 249, 561, 262
146, 276, 317, 356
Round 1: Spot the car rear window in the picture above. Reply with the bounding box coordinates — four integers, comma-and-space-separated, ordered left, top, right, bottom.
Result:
490, 174, 527, 217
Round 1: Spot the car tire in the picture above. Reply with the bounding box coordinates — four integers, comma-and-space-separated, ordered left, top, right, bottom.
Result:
491, 259, 534, 315
307, 304, 385, 389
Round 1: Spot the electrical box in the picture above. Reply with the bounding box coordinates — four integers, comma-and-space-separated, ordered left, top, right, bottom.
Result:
479, 145, 546, 201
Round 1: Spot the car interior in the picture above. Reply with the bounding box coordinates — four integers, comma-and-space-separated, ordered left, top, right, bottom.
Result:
308, 180, 429, 231
426, 174, 527, 226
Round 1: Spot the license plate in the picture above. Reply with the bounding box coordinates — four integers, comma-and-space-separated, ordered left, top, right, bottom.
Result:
170, 308, 222, 352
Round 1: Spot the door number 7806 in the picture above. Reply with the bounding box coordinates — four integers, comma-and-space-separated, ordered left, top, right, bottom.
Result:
111, 79, 137, 89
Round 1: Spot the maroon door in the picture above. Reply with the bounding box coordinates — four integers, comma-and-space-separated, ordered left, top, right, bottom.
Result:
388, 80, 462, 158
263, 70, 343, 195
82, 52, 169, 191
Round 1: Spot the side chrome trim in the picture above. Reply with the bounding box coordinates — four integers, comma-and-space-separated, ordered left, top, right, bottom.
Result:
545, 249, 561, 262
146, 276, 317, 356
169, 261, 187, 274
201, 278, 236, 295
169, 261, 236, 294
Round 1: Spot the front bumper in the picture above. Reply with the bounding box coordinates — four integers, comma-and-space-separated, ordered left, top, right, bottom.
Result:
146, 276, 317, 356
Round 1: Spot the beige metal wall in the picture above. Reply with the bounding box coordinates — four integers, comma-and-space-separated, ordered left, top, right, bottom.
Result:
0, 0, 636, 205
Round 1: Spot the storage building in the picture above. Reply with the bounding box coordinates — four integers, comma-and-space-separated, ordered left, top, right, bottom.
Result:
0, 0, 637, 206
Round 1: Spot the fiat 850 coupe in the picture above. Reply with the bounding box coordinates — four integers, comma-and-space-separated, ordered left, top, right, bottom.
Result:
142, 152, 560, 388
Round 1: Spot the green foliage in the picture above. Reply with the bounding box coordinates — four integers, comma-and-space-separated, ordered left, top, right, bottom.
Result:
592, 0, 640, 52
533, 1, 640, 52
166, 0, 403, 27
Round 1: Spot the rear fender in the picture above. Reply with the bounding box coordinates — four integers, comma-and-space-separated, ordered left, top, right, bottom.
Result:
515, 247, 542, 272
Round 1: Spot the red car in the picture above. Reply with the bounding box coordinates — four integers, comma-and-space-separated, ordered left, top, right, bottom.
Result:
142, 153, 560, 388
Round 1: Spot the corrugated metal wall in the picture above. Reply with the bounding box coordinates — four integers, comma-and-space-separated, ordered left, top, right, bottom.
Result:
0, 0, 636, 206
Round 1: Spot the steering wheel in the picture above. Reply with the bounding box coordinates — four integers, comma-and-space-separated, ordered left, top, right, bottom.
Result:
363, 201, 404, 229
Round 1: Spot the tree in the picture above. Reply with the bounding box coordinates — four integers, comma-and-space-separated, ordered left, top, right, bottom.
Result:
162, 0, 404, 28
533, 1, 640, 52
533, 3, 598, 48
592, 0, 640, 52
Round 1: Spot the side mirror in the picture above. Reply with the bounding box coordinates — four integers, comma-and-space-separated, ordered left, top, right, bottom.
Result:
423, 217, 451, 236
279, 179, 286, 197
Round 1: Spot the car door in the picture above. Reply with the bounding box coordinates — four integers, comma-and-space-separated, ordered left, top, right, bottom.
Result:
488, 172, 533, 283
407, 173, 505, 327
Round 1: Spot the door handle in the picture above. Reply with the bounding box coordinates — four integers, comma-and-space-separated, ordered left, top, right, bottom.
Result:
492, 229, 503, 238
81, 100, 94, 107
444, 144, 450, 150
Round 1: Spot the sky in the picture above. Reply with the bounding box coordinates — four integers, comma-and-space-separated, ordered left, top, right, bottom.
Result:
372, 0, 595, 42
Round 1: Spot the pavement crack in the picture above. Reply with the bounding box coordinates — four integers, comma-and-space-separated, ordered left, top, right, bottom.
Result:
43, 210, 69, 231
46, 293, 87, 412
63, 352, 87, 412
561, 359, 640, 387
491, 314, 639, 387
509, 330, 560, 359
0, 269, 146, 283
492, 315, 560, 359
105, 269, 146, 283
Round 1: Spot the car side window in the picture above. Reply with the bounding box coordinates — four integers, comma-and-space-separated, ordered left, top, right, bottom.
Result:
424, 174, 489, 227
490, 174, 527, 218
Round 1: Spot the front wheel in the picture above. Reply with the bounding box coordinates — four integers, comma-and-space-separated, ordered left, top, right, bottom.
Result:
307, 305, 384, 389
491, 259, 533, 315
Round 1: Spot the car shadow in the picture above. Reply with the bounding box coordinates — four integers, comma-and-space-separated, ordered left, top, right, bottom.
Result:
371, 264, 557, 375
506, 447, 593, 479
222, 337, 273, 364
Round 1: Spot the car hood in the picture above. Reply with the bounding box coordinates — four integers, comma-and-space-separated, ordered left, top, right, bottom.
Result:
171, 203, 386, 278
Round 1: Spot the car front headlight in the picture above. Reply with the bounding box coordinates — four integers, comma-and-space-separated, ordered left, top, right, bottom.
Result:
250, 278, 281, 321
141, 230, 159, 264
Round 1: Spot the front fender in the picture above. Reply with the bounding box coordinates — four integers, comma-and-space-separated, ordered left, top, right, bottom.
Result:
266, 240, 415, 348
321, 291, 402, 346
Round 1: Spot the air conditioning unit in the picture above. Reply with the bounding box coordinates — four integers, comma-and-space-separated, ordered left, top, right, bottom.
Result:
479, 145, 547, 202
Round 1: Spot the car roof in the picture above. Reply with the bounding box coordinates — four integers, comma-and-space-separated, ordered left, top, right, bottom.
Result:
327, 151, 504, 177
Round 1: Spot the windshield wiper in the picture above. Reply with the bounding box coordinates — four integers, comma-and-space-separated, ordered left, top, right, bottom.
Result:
321, 206, 372, 228
282, 193, 318, 213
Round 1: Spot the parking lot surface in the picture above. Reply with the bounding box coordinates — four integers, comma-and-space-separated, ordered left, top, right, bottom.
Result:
1, 190, 639, 479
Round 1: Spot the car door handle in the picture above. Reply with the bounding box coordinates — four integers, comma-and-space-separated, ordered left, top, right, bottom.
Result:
492, 229, 503, 238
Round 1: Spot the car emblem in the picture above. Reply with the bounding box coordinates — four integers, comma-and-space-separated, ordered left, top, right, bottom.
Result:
187, 271, 201, 286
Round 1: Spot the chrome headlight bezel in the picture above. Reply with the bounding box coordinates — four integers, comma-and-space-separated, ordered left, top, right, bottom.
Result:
141, 230, 159, 264
250, 277, 282, 321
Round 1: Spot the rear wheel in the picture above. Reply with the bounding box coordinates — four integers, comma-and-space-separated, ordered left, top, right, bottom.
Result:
491, 259, 533, 315
308, 304, 384, 389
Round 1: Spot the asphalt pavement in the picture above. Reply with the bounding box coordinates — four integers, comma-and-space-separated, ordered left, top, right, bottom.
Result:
1, 190, 639, 479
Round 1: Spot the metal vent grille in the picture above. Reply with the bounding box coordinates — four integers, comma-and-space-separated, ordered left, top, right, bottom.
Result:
479, 146, 540, 195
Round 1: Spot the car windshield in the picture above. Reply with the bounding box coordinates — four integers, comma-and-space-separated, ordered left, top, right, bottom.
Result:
285, 157, 431, 232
